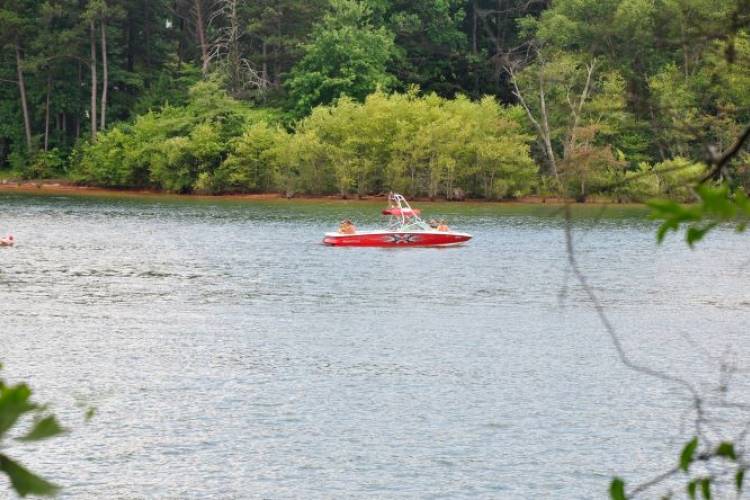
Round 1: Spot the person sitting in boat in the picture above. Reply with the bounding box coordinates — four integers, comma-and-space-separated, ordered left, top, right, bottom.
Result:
338, 219, 356, 234
437, 220, 449, 232
428, 219, 439, 229
0, 234, 14, 246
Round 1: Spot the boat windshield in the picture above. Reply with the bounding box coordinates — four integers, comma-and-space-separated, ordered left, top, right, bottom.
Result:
391, 220, 432, 231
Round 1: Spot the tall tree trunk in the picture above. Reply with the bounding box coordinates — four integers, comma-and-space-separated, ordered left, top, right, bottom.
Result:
680, 20, 689, 78
495, 0, 501, 55
126, 11, 135, 72
193, 0, 209, 75
44, 74, 52, 151
144, 0, 151, 69
177, 11, 185, 69
14, 40, 32, 151
273, 16, 281, 86
226, 0, 241, 94
472, 0, 479, 96
472, 0, 478, 54
564, 61, 596, 160
76, 61, 82, 139
261, 41, 268, 83
90, 19, 98, 141
508, 63, 559, 181
538, 79, 559, 180
100, 19, 108, 131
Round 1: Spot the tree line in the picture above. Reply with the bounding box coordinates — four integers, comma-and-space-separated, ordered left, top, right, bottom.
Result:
1, 0, 748, 200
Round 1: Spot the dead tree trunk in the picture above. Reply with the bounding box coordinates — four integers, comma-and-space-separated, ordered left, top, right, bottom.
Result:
15, 40, 32, 151
507, 62, 559, 181
194, 0, 209, 75
44, 74, 52, 151
537, 72, 558, 179
90, 19, 98, 141
100, 19, 108, 131
564, 60, 596, 159
261, 41, 268, 83
75, 61, 82, 140
472, 0, 478, 54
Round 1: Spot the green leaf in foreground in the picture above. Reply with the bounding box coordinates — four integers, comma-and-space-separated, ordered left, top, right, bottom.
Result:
700, 477, 711, 499
17, 415, 65, 442
687, 479, 697, 499
0, 384, 36, 437
696, 185, 734, 218
647, 199, 702, 243
0, 454, 59, 497
715, 442, 736, 460
609, 477, 626, 500
0, 366, 66, 497
686, 224, 717, 247
648, 185, 750, 246
736, 469, 745, 492
680, 437, 698, 472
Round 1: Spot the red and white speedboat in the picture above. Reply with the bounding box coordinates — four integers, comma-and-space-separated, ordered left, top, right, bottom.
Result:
323, 194, 472, 247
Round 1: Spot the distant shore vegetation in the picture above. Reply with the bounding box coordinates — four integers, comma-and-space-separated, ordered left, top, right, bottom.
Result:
1, 0, 747, 202
69, 80, 707, 202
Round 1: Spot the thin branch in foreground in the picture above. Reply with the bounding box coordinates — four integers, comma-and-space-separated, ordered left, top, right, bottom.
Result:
561, 204, 750, 498
563, 205, 701, 401
626, 466, 680, 497
702, 123, 750, 183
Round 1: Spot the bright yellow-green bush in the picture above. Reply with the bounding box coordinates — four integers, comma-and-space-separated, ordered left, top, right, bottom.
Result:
210, 123, 290, 194
285, 90, 537, 199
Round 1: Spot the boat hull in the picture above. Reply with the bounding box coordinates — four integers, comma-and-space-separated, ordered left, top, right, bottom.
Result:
323, 230, 471, 247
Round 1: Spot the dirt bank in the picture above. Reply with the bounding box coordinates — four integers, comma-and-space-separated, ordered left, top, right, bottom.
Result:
0, 179, 622, 205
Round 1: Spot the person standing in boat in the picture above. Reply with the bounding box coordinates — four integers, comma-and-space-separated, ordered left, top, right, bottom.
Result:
387, 191, 397, 209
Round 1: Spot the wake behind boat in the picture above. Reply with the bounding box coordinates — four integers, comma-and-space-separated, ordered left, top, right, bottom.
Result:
323, 194, 472, 247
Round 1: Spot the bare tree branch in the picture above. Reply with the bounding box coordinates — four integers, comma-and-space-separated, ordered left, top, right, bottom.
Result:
563, 205, 703, 403
702, 123, 750, 183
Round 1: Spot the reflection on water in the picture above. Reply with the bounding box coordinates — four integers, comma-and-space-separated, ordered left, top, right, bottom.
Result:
1, 193, 749, 498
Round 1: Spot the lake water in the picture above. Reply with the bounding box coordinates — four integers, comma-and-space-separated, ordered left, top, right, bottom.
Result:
1, 192, 749, 499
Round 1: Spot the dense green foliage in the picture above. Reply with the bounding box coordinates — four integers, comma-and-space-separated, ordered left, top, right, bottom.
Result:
505, 0, 750, 200
285, 0, 396, 118
0, 0, 748, 200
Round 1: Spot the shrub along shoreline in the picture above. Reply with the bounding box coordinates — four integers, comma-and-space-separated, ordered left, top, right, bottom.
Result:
31, 81, 707, 204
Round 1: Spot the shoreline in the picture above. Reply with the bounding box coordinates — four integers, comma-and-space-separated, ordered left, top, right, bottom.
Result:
0, 179, 635, 206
